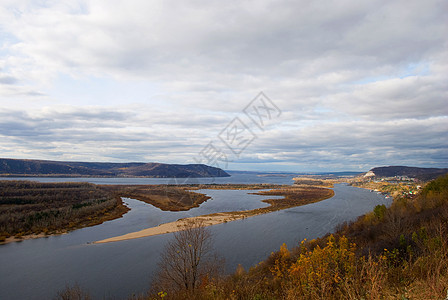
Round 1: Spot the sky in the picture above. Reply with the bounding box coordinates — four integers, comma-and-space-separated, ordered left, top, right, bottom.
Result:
0, 0, 447, 172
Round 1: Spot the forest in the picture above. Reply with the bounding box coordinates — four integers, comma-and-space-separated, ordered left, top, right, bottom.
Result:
0, 181, 128, 241
0, 181, 219, 242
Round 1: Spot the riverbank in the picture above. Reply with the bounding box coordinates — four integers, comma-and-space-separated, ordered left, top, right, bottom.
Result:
94, 186, 334, 243
143, 176, 448, 300
0, 199, 129, 245
1, 182, 391, 300
0, 182, 290, 244
94, 212, 244, 243
1, 232, 68, 244
0, 181, 131, 244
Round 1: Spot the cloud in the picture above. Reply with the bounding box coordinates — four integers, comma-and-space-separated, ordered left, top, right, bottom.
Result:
2, 1, 446, 81
234, 116, 448, 171
0, 0, 447, 170
0, 75, 17, 84
0, 105, 230, 163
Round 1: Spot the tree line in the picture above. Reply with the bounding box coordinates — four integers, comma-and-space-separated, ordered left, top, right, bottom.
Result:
0, 181, 128, 240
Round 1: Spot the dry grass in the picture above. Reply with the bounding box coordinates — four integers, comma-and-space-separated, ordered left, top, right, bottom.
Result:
100, 185, 211, 211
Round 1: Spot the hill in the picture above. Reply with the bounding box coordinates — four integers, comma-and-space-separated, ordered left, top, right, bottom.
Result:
364, 165, 448, 181
0, 158, 230, 178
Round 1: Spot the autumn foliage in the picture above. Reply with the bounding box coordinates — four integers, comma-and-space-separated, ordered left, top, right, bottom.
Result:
145, 175, 448, 299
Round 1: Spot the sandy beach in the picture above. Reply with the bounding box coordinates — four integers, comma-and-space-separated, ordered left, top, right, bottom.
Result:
93, 212, 251, 244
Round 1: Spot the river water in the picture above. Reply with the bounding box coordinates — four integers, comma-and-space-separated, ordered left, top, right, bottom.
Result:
0, 179, 390, 300
0, 172, 296, 185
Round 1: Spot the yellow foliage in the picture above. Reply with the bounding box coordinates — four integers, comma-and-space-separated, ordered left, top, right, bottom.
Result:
270, 243, 291, 278
279, 243, 290, 259
287, 235, 357, 297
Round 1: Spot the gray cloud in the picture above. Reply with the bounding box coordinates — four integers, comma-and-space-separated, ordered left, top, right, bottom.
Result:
236, 116, 448, 171
0, 106, 226, 163
0, 0, 447, 171
0, 75, 17, 84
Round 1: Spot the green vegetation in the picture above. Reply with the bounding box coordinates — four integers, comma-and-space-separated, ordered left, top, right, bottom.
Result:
0, 181, 128, 241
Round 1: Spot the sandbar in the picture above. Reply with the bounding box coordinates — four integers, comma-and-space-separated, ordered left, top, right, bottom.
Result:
93, 212, 249, 244
93, 186, 334, 244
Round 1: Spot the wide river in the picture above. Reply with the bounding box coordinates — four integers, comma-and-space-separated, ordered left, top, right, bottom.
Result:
0, 176, 390, 299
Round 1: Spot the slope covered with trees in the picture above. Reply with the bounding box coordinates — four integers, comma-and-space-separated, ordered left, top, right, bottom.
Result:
0, 158, 230, 178
365, 165, 448, 181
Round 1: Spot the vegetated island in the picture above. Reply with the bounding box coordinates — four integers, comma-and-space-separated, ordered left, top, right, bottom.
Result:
1, 181, 304, 244
0, 181, 129, 244
94, 180, 335, 244
0, 158, 230, 178
0, 182, 212, 244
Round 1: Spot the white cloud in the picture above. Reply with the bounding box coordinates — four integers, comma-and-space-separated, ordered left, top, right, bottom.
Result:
0, 0, 447, 171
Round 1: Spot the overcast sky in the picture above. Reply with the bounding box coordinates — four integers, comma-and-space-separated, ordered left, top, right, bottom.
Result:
0, 0, 447, 172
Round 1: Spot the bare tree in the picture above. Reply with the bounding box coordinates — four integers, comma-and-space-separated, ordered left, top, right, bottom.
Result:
153, 219, 222, 295
54, 283, 91, 300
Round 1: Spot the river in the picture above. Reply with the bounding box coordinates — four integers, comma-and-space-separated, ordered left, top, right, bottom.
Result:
0, 180, 389, 299
0, 172, 296, 185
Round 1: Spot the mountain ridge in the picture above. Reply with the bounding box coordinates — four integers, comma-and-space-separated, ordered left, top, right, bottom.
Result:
0, 158, 230, 178
363, 165, 448, 181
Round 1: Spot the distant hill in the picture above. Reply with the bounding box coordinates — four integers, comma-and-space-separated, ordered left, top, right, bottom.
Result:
0, 158, 230, 178
364, 166, 448, 181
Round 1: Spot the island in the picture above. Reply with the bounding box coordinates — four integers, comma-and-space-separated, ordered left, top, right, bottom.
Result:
94, 181, 335, 243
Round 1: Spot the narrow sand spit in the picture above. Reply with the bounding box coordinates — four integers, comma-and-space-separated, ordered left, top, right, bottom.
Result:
93, 212, 251, 244
93, 186, 335, 244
